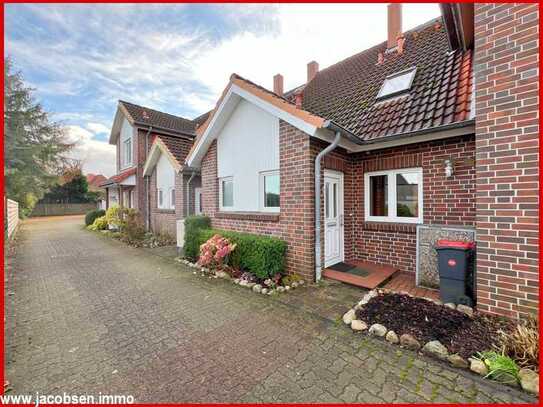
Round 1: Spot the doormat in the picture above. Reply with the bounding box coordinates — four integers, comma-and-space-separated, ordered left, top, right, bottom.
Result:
328, 262, 370, 277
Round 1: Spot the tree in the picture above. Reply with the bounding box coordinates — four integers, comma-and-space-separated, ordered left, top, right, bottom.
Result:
41, 164, 98, 204
4, 57, 74, 214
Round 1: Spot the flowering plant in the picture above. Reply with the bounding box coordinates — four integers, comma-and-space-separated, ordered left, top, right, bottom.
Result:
197, 234, 237, 269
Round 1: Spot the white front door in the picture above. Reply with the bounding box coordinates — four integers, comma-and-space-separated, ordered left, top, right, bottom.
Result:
324, 170, 344, 267
194, 187, 202, 215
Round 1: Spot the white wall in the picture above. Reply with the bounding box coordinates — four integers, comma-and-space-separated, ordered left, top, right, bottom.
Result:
120, 117, 133, 169
217, 99, 279, 211
156, 153, 176, 209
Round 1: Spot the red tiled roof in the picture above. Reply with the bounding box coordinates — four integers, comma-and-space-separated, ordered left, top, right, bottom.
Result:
99, 167, 137, 187
151, 133, 193, 168
294, 18, 473, 141
87, 174, 107, 188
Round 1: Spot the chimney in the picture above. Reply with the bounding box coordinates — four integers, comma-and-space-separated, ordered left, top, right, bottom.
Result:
387, 3, 402, 49
307, 61, 319, 83
273, 74, 284, 96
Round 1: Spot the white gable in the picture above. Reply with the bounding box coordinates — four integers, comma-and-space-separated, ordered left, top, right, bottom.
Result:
217, 99, 279, 212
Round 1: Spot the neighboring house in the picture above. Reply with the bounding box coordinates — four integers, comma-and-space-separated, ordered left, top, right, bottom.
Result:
86, 173, 107, 209
186, 3, 539, 319
100, 100, 207, 237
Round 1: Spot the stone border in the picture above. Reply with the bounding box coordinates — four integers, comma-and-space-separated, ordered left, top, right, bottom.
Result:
175, 258, 305, 296
343, 289, 539, 397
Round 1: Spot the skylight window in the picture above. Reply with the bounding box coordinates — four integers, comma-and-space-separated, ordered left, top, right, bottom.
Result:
377, 67, 417, 99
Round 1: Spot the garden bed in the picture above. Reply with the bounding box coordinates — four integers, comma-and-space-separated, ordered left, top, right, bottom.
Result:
356, 292, 512, 359
344, 289, 539, 396
176, 258, 306, 296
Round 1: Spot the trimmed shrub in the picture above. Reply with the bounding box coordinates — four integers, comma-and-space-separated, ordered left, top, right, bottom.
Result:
85, 209, 105, 226
197, 229, 287, 279
87, 216, 108, 231
105, 205, 122, 229
184, 215, 211, 260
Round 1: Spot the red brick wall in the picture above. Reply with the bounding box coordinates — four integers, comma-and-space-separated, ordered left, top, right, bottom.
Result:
200, 121, 315, 279
474, 3, 539, 318
333, 135, 476, 274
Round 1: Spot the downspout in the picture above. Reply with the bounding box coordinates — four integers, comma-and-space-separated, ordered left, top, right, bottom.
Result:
145, 126, 152, 231
314, 130, 342, 282
186, 171, 196, 217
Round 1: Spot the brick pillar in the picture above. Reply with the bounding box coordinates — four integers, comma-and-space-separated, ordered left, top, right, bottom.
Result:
279, 121, 315, 279
474, 3, 539, 318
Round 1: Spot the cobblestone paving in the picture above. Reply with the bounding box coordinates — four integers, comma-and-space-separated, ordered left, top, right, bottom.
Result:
4, 216, 536, 403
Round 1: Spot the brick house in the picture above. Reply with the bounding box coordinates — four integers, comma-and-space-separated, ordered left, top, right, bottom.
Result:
100, 100, 209, 238
185, 4, 539, 319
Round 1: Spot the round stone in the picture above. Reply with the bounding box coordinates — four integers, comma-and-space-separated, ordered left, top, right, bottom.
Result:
252, 284, 262, 293
456, 304, 474, 317
400, 334, 421, 350
448, 354, 469, 369
351, 320, 367, 331
519, 368, 539, 395
368, 323, 387, 337
422, 340, 449, 360
468, 358, 488, 376
342, 309, 356, 325
385, 330, 399, 344
261, 288, 269, 295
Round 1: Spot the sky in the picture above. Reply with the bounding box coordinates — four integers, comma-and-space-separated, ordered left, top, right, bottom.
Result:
5, 3, 441, 177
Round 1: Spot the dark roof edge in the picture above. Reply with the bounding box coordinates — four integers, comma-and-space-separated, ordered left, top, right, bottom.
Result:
322, 120, 362, 145
133, 121, 195, 139
362, 119, 475, 145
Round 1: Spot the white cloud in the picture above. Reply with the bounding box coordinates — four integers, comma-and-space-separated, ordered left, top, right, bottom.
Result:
86, 122, 110, 134
7, 3, 441, 175
65, 125, 116, 176
193, 4, 441, 95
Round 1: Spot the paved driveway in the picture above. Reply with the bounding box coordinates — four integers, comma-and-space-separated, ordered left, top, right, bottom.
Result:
4, 216, 534, 403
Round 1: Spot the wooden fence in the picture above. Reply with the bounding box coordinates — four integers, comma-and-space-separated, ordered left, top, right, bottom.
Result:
5, 198, 19, 239
31, 202, 98, 217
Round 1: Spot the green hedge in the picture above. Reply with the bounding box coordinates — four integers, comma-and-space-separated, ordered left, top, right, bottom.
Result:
196, 228, 287, 279
85, 209, 106, 226
184, 215, 211, 260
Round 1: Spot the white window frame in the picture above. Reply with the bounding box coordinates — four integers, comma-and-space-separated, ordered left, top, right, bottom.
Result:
259, 170, 280, 212
194, 187, 202, 215
122, 138, 132, 168
376, 67, 417, 100
219, 177, 234, 210
122, 190, 130, 208
130, 190, 135, 209
158, 189, 164, 209
364, 167, 423, 224
169, 188, 176, 209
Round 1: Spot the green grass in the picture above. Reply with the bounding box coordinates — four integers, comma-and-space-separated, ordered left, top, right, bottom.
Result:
475, 351, 520, 385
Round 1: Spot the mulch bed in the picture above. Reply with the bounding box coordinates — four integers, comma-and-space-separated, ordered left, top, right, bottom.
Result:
356, 293, 514, 359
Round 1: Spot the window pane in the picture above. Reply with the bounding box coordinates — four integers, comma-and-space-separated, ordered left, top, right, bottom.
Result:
158, 190, 163, 207
222, 180, 233, 207
370, 175, 388, 216
333, 183, 337, 218
325, 183, 329, 218
171, 189, 175, 207
264, 174, 280, 208
396, 173, 419, 217
378, 68, 416, 98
